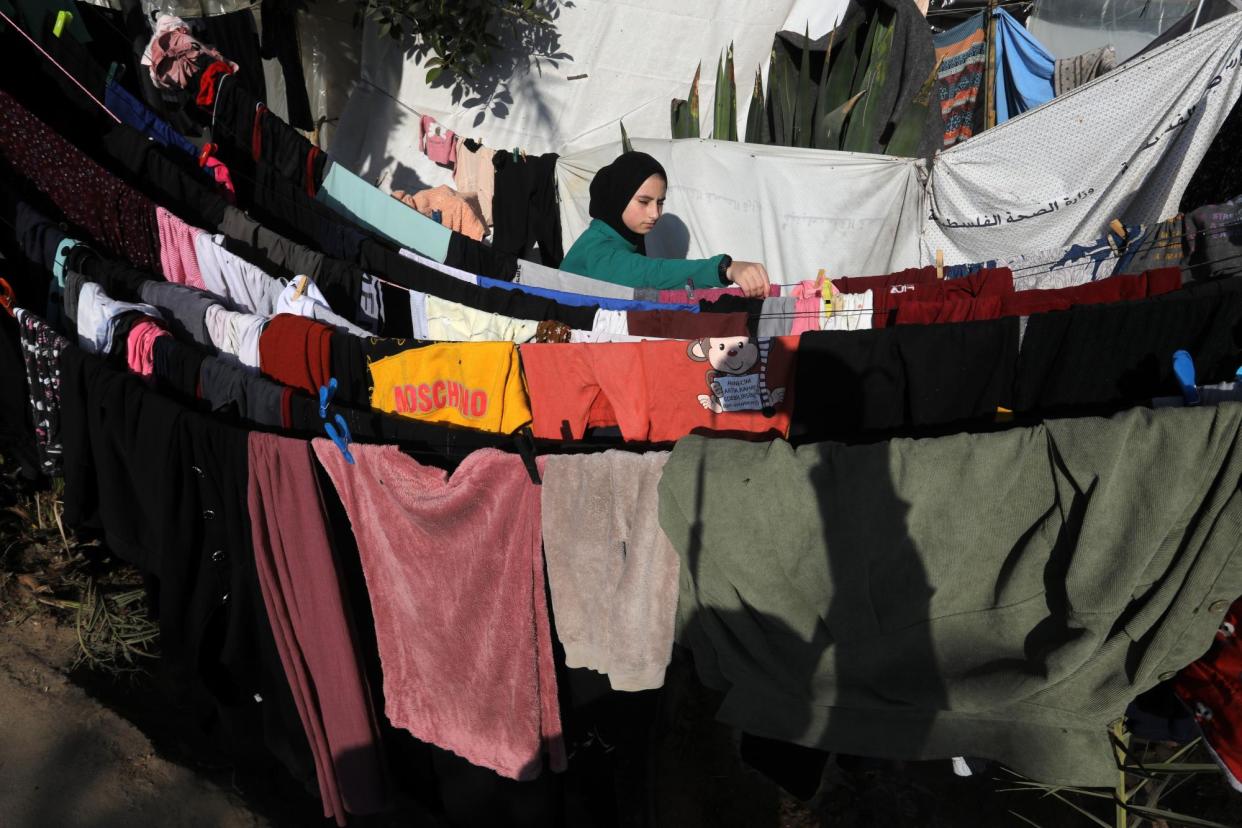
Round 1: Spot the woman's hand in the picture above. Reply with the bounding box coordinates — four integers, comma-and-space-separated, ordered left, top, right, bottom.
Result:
725, 260, 771, 299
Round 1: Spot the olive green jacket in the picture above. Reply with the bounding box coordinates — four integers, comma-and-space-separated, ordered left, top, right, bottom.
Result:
659, 405, 1242, 786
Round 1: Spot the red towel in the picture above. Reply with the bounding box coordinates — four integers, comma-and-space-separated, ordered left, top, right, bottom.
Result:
311, 443, 566, 780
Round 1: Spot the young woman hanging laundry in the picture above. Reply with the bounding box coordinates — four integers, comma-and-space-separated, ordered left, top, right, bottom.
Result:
560, 151, 772, 297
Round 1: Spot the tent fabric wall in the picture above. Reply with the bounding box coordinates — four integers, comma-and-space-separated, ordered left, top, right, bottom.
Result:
556, 138, 925, 285
924, 12, 1242, 266
329, 1, 801, 194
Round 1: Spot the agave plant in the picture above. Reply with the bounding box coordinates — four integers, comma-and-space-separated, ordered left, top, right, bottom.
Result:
685, 10, 939, 158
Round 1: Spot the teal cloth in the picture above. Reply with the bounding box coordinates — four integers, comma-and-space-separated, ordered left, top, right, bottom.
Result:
53, 238, 80, 288
659, 404, 1242, 787
561, 219, 725, 290
316, 161, 452, 263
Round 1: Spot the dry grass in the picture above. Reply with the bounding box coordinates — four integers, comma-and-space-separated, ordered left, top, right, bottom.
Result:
0, 465, 157, 675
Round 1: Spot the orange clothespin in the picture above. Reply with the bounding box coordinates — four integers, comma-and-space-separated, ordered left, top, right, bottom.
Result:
935, 249, 945, 280
292, 275, 309, 300
995, 406, 1014, 423
1109, 219, 1127, 241
0, 277, 14, 317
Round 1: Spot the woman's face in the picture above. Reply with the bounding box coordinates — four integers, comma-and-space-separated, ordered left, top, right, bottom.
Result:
621, 174, 667, 236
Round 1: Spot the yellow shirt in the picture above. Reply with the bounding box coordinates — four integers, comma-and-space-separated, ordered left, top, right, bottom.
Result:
369, 342, 532, 434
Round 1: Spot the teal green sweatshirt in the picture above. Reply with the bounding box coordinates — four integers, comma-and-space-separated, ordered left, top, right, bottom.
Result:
560, 219, 727, 290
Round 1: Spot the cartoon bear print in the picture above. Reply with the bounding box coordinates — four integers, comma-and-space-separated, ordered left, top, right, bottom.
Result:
687, 336, 786, 414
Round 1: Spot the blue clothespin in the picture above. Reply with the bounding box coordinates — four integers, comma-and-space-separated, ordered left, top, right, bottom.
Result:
324, 414, 355, 465
318, 377, 338, 419
1173, 350, 1201, 406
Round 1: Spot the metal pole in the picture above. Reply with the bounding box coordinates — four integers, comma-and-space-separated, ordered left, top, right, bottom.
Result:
1192, 0, 1207, 30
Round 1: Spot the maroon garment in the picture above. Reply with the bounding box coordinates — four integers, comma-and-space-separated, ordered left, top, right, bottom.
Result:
0, 90, 163, 275
894, 268, 1182, 325
882, 267, 1015, 327
895, 294, 1005, 325
626, 310, 749, 338
999, 267, 1181, 317
257, 314, 333, 395
248, 433, 391, 824
832, 266, 940, 327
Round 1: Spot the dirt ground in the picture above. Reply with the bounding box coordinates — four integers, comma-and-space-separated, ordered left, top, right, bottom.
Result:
0, 613, 266, 827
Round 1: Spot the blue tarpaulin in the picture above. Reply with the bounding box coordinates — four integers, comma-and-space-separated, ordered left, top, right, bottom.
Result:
993, 8, 1056, 123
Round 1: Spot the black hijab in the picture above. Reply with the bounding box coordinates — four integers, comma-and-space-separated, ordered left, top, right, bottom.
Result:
589, 151, 667, 254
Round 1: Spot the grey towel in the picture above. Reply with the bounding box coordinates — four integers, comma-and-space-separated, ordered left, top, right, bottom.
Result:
1054, 46, 1116, 97
542, 450, 680, 691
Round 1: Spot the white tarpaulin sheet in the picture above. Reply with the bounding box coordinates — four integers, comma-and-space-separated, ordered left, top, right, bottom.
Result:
557, 138, 925, 284
924, 13, 1242, 266
330, 1, 797, 192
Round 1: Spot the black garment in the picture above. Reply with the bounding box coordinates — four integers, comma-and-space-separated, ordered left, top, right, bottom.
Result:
1013, 276, 1242, 414
12, 198, 67, 276
444, 232, 518, 281
153, 335, 207, 403
199, 9, 266, 101
247, 162, 366, 261
584, 150, 665, 252
699, 294, 763, 339
258, 0, 313, 130
256, 106, 325, 193
492, 152, 564, 265
377, 280, 413, 339
60, 347, 315, 791
793, 318, 1019, 441
739, 733, 830, 801
0, 312, 40, 478
101, 124, 229, 230
1185, 199, 1242, 282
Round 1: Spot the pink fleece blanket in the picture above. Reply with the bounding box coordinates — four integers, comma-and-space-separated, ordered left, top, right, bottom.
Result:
311, 442, 565, 780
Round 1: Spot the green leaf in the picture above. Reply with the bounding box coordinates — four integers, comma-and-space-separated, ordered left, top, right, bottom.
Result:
792, 25, 813, 147
842, 8, 895, 153
768, 47, 796, 147
425, 66, 443, 84
811, 25, 839, 149
882, 55, 942, 157
817, 89, 866, 147
620, 120, 633, 153
688, 61, 701, 138
744, 66, 767, 144
711, 44, 738, 141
